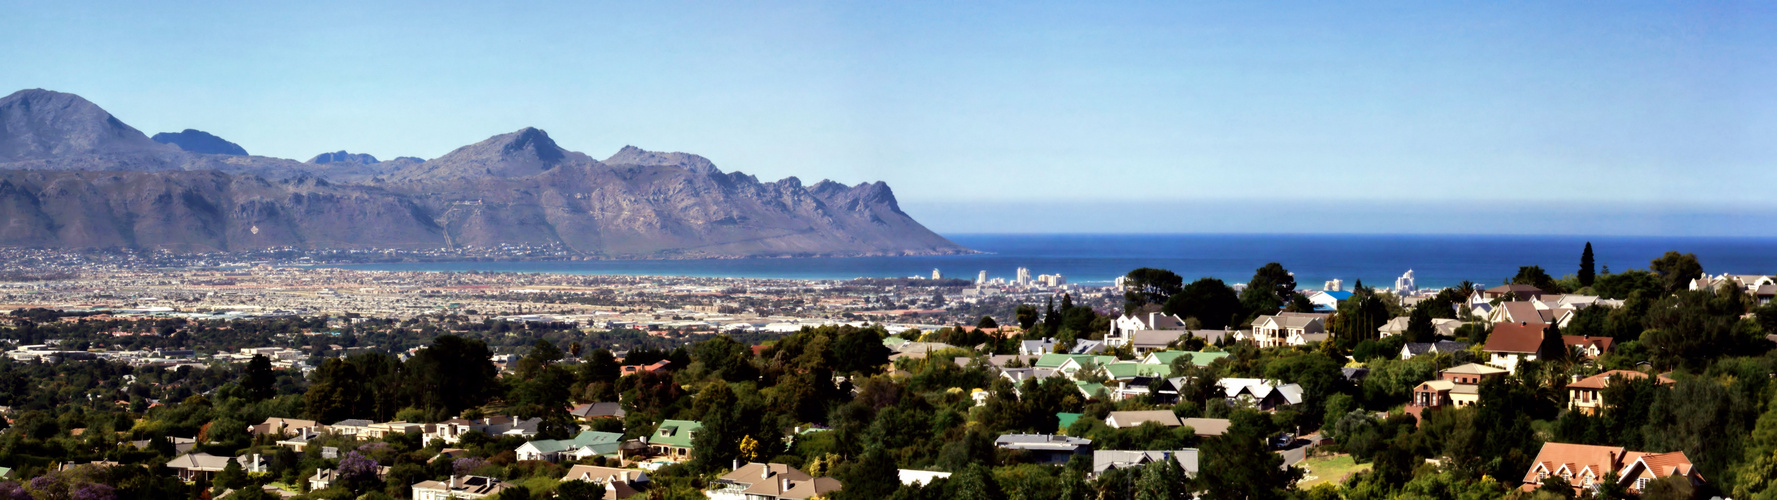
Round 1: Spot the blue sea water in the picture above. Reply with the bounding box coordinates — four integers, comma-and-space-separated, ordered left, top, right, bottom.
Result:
328, 234, 1777, 289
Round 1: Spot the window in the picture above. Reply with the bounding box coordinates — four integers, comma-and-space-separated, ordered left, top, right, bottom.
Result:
1636, 478, 1649, 491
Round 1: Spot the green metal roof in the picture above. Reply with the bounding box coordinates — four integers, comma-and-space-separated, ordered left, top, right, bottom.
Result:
1144, 350, 1229, 368
651, 420, 703, 448
1056, 412, 1082, 431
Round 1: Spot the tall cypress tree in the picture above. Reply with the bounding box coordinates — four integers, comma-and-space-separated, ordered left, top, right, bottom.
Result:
1579, 242, 1596, 287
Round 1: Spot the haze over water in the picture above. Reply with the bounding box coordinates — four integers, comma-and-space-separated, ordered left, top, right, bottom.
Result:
330, 234, 1777, 289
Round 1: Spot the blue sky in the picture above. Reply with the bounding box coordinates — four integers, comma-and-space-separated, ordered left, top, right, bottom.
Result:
5, 1, 1774, 234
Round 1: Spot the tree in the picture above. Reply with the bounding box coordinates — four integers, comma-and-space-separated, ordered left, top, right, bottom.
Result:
977, 316, 999, 330
1512, 265, 1561, 293
1135, 453, 1192, 500
1538, 322, 1568, 365
577, 349, 620, 387
1536, 475, 1574, 498
242, 354, 276, 402
1579, 242, 1596, 287
1124, 268, 1186, 309
1404, 305, 1436, 343
1163, 278, 1243, 330
1015, 305, 1040, 331
1198, 411, 1301, 500
304, 358, 366, 422
404, 335, 498, 415
834, 446, 901, 500
1239, 264, 1297, 319
1649, 251, 1703, 293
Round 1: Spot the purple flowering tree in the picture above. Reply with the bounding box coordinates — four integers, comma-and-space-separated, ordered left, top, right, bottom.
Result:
70, 484, 114, 500
0, 481, 31, 500
336, 451, 381, 491
451, 457, 487, 476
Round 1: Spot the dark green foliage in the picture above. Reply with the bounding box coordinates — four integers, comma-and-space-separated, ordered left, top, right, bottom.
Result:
1014, 305, 1039, 331
1649, 251, 1704, 293
1162, 278, 1243, 329
1124, 268, 1186, 310
1579, 242, 1596, 287
1404, 305, 1436, 343
1239, 263, 1297, 322
243, 354, 275, 401
1593, 269, 1664, 300
1198, 410, 1301, 500
1512, 265, 1562, 294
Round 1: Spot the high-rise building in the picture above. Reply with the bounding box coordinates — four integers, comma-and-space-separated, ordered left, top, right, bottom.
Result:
977, 270, 988, 284
1395, 270, 1416, 295
932, 269, 942, 280
1016, 267, 1031, 286
1324, 279, 1343, 292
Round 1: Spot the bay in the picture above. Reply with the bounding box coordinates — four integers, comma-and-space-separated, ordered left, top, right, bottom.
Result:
327, 234, 1777, 290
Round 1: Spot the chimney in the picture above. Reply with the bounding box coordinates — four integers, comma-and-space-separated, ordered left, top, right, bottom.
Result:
733, 459, 740, 471
762, 464, 771, 480
620, 471, 629, 483
449, 475, 457, 487
781, 477, 791, 491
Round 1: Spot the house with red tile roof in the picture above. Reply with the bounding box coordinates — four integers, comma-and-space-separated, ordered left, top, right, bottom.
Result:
1522, 442, 1703, 495
1482, 322, 1550, 374
1567, 370, 1675, 415
1563, 335, 1615, 359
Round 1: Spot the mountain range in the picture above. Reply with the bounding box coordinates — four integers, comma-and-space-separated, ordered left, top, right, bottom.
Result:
0, 89, 967, 258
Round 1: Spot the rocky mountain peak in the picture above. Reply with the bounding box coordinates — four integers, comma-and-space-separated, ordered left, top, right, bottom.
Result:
0, 89, 169, 161
604, 145, 720, 174
309, 151, 380, 165
152, 129, 248, 156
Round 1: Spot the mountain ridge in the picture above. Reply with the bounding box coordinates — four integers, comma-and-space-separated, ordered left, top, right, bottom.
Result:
0, 89, 969, 257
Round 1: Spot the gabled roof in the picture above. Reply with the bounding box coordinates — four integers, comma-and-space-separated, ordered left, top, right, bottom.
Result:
1442, 363, 1507, 376
1217, 378, 1306, 405
1178, 418, 1230, 436
1563, 335, 1614, 353
1100, 362, 1165, 380
1567, 370, 1675, 390
1141, 350, 1229, 368
650, 420, 702, 448
569, 402, 626, 419
1092, 449, 1200, 476
1620, 451, 1700, 484
1483, 322, 1547, 354
1486, 284, 1547, 295
1105, 410, 1181, 428
994, 434, 1092, 451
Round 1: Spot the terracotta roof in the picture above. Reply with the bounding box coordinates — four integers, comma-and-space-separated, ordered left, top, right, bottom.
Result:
1523, 443, 1625, 488
713, 463, 840, 500
1567, 370, 1674, 390
1622, 451, 1701, 485
1442, 363, 1508, 376
1484, 322, 1547, 354
1563, 335, 1614, 353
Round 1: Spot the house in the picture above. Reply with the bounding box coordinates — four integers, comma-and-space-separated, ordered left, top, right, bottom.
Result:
1126, 330, 1190, 355
1381, 318, 1466, 339
1482, 322, 1550, 374
1439, 363, 1508, 385
619, 360, 670, 376
559, 465, 649, 499
1522, 443, 1703, 495
708, 462, 841, 500
310, 465, 390, 491
1306, 290, 1353, 312
1399, 341, 1472, 361
1567, 370, 1676, 415
992, 434, 1093, 465
515, 431, 624, 462
1217, 378, 1305, 411
1690, 273, 1775, 294
647, 420, 701, 461
1105, 410, 1181, 429
276, 430, 322, 452
1105, 311, 1188, 347
1019, 338, 1057, 356
329, 419, 375, 438
1487, 301, 1570, 327
1068, 339, 1107, 355
1091, 450, 1200, 477
1242, 313, 1328, 348
1139, 350, 1229, 369
897, 470, 951, 487
569, 402, 626, 422
165, 453, 264, 482
364, 421, 423, 439
1179, 418, 1231, 437
1483, 284, 1547, 301
248, 417, 321, 438
1035, 354, 1117, 377
1563, 336, 1614, 359
422, 416, 543, 446
411, 475, 514, 500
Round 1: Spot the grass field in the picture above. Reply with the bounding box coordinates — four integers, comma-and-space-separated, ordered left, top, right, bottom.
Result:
1297, 454, 1372, 488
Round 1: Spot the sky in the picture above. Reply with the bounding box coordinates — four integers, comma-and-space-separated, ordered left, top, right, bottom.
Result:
4, 1, 1775, 235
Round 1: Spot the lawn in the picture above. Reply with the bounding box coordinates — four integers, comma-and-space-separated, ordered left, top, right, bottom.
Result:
1297, 454, 1372, 488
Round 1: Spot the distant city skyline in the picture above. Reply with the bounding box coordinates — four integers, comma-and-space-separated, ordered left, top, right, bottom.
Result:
5, 1, 1773, 235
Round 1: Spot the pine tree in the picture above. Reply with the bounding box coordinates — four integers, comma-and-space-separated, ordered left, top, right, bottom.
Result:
1579, 242, 1596, 287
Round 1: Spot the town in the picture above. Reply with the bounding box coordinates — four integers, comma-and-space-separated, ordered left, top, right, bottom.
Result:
0, 247, 1772, 500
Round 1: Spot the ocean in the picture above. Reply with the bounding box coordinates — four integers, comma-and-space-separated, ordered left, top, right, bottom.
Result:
327, 234, 1777, 289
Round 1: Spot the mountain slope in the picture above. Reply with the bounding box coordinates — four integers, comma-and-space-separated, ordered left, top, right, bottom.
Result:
153, 129, 248, 156
0, 89, 969, 257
